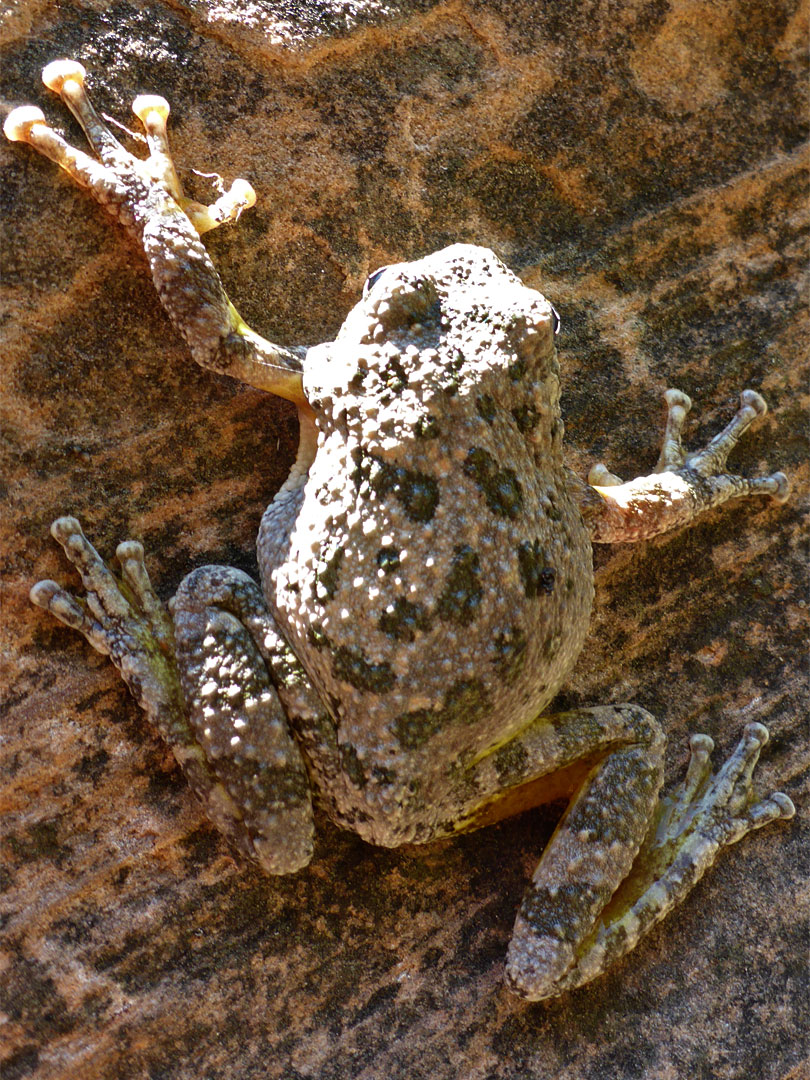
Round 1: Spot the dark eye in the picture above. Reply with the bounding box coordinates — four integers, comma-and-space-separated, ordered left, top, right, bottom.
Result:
363, 265, 389, 296
551, 305, 561, 335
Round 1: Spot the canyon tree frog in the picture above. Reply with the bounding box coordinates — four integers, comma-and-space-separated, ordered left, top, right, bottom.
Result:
6, 61, 794, 1000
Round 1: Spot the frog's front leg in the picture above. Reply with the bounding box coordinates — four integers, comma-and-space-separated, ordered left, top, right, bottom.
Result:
577, 388, 789, 542
31, 518, 315, 874
4, 60, 306, 408
455, 706, 793, 1000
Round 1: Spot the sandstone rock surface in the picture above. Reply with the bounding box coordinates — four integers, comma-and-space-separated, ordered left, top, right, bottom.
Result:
1, 2, 807, 1078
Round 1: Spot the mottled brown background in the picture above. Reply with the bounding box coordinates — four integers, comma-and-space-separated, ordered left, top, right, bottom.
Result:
1, 2, 808, 1078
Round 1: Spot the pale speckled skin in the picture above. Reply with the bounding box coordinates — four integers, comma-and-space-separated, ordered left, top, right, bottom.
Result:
259, 247, 592, 845
8, 62, 795, 1001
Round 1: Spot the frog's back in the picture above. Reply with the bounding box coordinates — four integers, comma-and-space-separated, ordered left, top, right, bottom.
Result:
259, 245, 593, 840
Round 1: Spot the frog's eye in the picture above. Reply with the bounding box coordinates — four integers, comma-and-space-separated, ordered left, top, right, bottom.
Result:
363, 266, 390, 296
551, 305, 561, 335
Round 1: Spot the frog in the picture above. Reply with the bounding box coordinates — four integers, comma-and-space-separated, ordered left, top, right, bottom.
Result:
6, 60, 795, 1002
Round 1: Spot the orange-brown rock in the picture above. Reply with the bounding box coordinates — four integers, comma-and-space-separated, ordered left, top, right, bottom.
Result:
1, 2, 807, 1078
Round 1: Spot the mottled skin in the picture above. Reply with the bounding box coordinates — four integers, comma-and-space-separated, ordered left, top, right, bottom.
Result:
7, 62, 795, 1001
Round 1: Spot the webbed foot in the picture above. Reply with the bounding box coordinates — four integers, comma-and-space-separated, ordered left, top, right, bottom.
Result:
585, 389, 789, 542
31, 516, 183, 728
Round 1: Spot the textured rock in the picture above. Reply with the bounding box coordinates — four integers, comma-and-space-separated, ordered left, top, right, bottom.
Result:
1, 2, 807, 1078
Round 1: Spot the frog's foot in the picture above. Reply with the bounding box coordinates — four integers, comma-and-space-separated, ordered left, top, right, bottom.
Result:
31, 516, 182, 725
584, 388, 789, 543
4, 61, 255, 235
4, 61, 305, 403
505, 722, 794, 1000
31, 518, 314, 874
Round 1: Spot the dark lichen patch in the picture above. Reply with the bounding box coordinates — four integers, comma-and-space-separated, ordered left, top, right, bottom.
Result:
517, 539, 556, 598
508, 356, 528, 382
353, 448, 440, 522
492, 625, 529, 683
392, 678, 490, 751
511, 402, 540, 433
463, 447, 524, 518
307, 623, 329, 650
73, 748, 110, 783
333, 644, 396, 694
2, 957, 76, 1040
519, 881, 604, 941
378, 597, 432, 642
493, 739, 530, 786
316, 548, 344, 601
436, 545, 483, 626
375, 546, 401, 573
5, 819, 65, 865
465, 156, 584, 248
567, 747, 660, 847
179, 827, 223, 873
340, 742, 367, 789
414, 413, 440, 439
476, 394, 497, 424
3, 1044, 41, 1079
381, 353, 409, 395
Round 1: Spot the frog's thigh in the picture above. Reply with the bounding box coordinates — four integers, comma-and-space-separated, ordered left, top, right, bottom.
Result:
172, 566, 314, 874
462, 705, 667, 1000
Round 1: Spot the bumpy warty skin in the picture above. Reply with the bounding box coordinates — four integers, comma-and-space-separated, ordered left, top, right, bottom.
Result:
258, 245, 592, 844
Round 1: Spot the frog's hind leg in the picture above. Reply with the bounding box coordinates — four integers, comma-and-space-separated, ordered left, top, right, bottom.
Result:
31, 518, 314, 874
451, 704, 793, 1000
500, 712, 793, 1000
4, 60, 306, 405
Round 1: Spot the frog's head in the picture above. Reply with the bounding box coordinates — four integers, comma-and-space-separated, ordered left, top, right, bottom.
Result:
302, 244, 561, 449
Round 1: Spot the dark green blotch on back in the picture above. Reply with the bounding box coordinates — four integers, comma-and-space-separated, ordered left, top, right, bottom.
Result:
371, 762, 398, 787
517, 539, 556, 598
307, 623, 329, 650
492, 625, 529, 683
341, 742, 367, 789
436, 545, 483, 626
379, 597, 432, 641
382, 354, 408, 396
316, 548, 344, 600
508, 357, 527, 382
392, 678, 489, 750
511, 402, 540, 433
476, 394, 497, 424
376, 547, 401, 572
333, 645, 396, 694
463, 446, 523, 518
354, 448, 440, 523
415, 413, 440, 439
